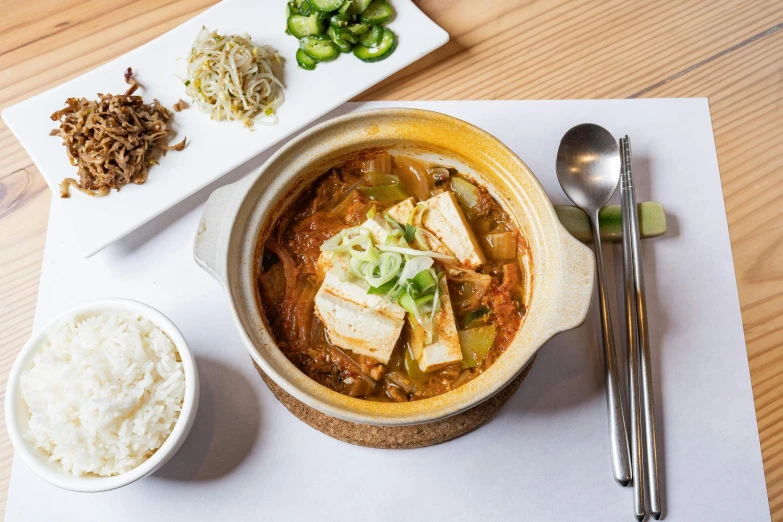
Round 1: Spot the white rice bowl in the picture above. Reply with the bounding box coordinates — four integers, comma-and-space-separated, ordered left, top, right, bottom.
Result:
19, 311, 186, 477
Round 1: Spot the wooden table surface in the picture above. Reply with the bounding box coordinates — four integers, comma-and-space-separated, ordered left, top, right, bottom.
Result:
1, 0, 781, 517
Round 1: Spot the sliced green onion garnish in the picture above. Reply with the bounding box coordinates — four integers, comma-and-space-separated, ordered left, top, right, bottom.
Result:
386, 229, 403, 242
367, 279, 396, 295
364, 251, 402, 287
413, 228, 429, 251
383, 213, 404, 232
398, 292, 419, 321
429, 268, 441, 324
404, 224, 416, 243
377, 244, 456, 262
320, 232, 344, 251
349, 256, 366, 279
405, 279, 420, 299
321, 226, 369, 252
399, 289, 436, 327
414, 293, 435, 307
408, 202, 428, 225
398, 292, 430, 326
397, 256, 434, 286
412, 269, 436, 295
384, 231, 408, 249
348, 241, 378, 262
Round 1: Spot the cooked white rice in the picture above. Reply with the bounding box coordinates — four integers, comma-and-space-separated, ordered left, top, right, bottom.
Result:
20, 311, 186, 477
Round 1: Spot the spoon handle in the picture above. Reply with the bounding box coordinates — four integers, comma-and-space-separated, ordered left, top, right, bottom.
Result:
591, 218, 632, 487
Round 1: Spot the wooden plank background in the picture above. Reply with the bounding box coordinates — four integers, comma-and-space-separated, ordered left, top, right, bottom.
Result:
1, 0, 781, 517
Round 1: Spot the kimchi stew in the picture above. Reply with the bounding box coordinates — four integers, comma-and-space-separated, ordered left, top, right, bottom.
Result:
257, 149, 530, 402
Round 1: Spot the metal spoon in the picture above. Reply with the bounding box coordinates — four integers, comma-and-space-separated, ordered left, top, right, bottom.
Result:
556, 123, 632, 487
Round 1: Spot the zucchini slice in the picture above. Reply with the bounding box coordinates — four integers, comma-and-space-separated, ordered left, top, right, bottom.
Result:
358, 25, 382, 46
287, 14, 324, 38
360, 0, 394, 24
353, 27, 396, 62
300, 35, 340, 62
296, 48, 318, 70
310, 0, 344, 12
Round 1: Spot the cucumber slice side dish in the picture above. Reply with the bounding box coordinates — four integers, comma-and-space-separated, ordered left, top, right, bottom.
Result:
329, 13, 351, 28
286, 0, 396, 69
300, 35, 340, 62
346, 0, 373, 15
310, 0, 344, 13
358, 24, 382, 46
288, 0, 311, 15
340, 28, 358, 44
328, 26, 354, 52
360, 0, 393, 24
353, 27, 396, 62
287, 13, 324, 38
346, 22, 370, 35
296, 48, 318, 70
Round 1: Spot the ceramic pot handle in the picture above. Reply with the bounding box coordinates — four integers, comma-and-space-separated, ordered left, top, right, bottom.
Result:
193, 179, 247, 285
553, 230, 596, 334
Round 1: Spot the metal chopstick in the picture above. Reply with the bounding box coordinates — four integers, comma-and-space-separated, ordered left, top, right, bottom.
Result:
622, 136, 663, 519
621, 137, 646, 521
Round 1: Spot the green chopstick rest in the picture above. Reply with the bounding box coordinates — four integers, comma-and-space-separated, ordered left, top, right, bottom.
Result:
555, 201, 667, 242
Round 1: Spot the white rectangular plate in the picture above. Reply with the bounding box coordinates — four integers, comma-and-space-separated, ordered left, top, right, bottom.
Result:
2, 0, 448, 257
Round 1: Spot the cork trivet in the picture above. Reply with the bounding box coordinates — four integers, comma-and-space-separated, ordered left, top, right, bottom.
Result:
255, 357, 535, 449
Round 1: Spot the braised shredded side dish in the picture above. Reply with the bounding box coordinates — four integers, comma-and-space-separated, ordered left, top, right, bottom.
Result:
50, 68, 186, 198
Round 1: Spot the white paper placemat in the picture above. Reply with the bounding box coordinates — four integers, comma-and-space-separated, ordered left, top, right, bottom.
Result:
5, 100, 770, 521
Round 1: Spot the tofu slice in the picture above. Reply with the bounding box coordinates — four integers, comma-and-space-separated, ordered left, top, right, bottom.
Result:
314, 270, 406, 365
412, 277, 463, 372
422, 192, 487, 269
386, 197, 416, 224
